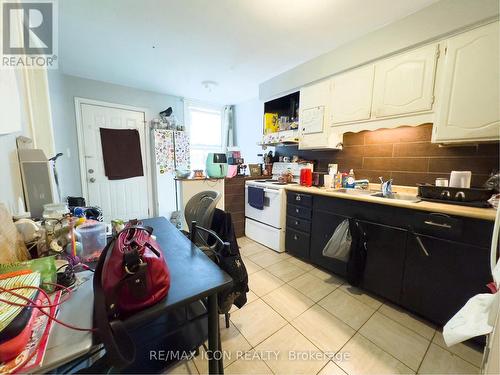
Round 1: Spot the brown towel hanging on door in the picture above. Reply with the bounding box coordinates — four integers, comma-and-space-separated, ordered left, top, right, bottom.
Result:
99, 128, 144, 180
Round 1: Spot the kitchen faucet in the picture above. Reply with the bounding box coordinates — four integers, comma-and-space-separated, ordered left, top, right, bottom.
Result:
379, 177, 393, 197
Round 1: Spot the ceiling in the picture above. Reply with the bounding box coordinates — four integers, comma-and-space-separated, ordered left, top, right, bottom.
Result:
59, 0, 439, 105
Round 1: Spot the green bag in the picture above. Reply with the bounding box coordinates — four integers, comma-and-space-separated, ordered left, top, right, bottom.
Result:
0, 256, 57, 293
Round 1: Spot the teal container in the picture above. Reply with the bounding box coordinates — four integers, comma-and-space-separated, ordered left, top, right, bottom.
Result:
206, 153, 228, 178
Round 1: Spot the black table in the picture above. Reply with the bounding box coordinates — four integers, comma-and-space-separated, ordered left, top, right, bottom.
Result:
120, 217, 233, 374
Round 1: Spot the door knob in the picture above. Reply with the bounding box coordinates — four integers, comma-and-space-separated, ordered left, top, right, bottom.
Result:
89, 177, 96, 183
88, 168, 94, 174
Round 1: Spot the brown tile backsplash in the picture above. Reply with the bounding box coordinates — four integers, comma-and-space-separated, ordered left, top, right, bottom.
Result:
276, 123, 499, 187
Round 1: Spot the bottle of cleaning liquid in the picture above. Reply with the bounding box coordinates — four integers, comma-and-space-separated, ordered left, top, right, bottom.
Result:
346, 169, 356, 188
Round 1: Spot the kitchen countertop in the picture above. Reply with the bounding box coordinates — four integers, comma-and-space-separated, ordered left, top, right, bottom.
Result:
285, 184, 497, 221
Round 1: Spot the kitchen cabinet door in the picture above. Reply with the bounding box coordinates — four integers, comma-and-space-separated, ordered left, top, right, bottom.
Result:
299, 80, 341, 149
360, 221, 407, 303
433, 22, 499, 143
310, 210, 349, 276
401, 234, 491, 326
331, 65, 375, 124
372, 43, 439, 118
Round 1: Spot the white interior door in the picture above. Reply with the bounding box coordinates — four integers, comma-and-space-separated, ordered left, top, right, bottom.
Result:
79, 102, 149, 223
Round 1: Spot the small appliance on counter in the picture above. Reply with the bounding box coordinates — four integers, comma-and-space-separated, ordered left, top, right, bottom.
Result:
227, 149, 245, 176
206, 153, 228, 178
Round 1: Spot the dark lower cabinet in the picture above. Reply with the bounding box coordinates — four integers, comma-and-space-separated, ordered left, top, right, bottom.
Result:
360, 221, 407, 303
285, 228, 310, 259
310, 210, 348, 276
286, 191, 494, 329
401, 234, 491, 325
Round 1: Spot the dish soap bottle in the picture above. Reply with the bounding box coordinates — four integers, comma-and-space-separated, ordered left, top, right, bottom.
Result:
346, 169, 356, 188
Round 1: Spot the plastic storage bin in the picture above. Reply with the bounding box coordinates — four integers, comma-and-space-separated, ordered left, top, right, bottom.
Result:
76, 221, 106, 262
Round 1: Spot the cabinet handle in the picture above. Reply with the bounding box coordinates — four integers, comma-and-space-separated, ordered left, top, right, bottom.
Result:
293, 235, 298, 240
440, 190, 451, 200
415, 234, 430, 257
424, 220, 452, 229
295, 195, 301, 201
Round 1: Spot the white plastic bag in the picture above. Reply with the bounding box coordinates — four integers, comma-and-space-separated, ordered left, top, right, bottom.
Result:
443, 292, 498, 346
322, 219, 351, 262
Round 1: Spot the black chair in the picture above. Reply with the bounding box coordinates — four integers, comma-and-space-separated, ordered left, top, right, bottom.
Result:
189, 221, 231, 329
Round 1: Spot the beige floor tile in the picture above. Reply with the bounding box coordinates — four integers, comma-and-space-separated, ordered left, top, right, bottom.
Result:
339, 284, 383, 309
318, 289, 376, 329
292, 305, 355, 353
249, 269, 285, 297
164, 359, 199, 374
317, 361, 347, 375
249, 249, 286, 268
334, 333, 414, 375
289, 272, 340, 302
379, 303, 436, 340
287, 256, 315, 271
219, 321, 252, 367
255, 324, 329, 375
308, 267, 344, 285
418, 343, 479, 374
243, 258, 262, 275
359, 312, 430, 371
237, 236, 254, 247
432, 331, 483, 367
224, 351, 273, 374
230, 299, 286, 347
230, 290, 259, 313
266, 260, 307, 282
191, 346, 208, 375
262, 284, 314, 321
240, 243, 267, 257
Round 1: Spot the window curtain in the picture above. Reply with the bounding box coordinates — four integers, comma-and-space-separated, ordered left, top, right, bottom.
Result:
223, 105, 235, 151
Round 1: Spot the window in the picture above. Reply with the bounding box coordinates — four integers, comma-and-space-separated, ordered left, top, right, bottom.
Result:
185, 102, 223, 171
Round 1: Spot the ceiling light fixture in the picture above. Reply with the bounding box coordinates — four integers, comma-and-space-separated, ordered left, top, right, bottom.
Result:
201, 80, 218, 92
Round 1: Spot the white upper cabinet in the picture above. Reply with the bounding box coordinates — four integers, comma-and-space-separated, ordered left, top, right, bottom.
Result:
299, 79, 341, 149
331, 64, 375, 125
433, 22, 499, 143
372, 44, 439, 118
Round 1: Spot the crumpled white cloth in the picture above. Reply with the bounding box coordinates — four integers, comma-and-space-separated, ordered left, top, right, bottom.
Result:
443, 260, 500, 347
443, 292, 499, 346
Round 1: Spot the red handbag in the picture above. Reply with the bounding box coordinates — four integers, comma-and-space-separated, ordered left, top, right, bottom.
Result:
93, 222, 170, 368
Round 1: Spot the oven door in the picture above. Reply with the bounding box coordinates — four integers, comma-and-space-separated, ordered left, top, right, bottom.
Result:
245, 186, 284, 229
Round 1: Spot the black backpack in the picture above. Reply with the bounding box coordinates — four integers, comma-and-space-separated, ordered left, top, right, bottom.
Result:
210, 209, 249, 312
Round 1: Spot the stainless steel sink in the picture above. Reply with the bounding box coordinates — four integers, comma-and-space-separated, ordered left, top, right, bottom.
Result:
371, 192, 421, 203
329, 188, 379, 195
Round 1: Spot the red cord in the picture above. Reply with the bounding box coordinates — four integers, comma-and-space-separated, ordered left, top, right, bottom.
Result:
0, 280, 95, 371
0, 283, 95, 332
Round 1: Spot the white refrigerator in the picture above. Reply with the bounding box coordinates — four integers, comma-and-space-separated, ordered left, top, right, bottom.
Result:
152, 129, 190, 219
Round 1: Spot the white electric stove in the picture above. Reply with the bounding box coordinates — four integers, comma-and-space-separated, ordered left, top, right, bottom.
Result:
245, 162, 313, 252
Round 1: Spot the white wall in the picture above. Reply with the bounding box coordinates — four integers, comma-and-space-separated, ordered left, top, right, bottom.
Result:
234, 98, 265, 164
260, 0, 499, 100
48, 71, 184, 199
